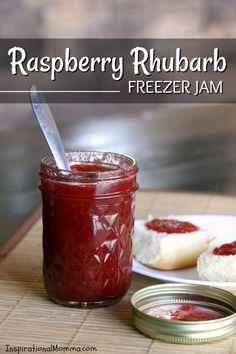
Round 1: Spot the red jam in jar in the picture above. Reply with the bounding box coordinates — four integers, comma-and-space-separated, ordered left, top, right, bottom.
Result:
143, 303, 224, 321
213, 241, 236, 256
145, 218, 199, 234
39, 151, 138, 308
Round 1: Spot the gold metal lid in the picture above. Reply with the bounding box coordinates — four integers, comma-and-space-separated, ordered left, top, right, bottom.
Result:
131, 283, 236, 344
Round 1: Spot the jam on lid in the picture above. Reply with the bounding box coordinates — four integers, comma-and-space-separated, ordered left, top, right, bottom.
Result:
145, 218, 199, 234
213, 241, 236, 256
131, 283, 236, 344
142, 303, 224, 321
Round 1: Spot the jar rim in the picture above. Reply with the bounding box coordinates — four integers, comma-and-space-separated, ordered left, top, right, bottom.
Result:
40, 150, 138, 182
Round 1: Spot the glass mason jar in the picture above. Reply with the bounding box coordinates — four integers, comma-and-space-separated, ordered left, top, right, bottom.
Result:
39, 151, 138, 308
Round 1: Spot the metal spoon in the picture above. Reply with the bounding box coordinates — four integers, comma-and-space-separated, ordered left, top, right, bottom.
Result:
30, 84, 71, 171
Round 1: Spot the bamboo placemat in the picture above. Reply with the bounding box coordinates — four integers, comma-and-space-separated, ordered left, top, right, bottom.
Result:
0, 190, 236, 354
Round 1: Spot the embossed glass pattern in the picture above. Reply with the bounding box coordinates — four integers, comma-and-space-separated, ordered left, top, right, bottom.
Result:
40, 151, 138, 308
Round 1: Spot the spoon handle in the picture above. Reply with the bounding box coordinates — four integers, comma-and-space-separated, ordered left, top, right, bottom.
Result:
30, 85, 70, 171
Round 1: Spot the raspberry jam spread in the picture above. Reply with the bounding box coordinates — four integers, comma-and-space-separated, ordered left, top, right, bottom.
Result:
40, 152, 138, 307
213, 241, 236, 256
145, 218, 199, 234
143, 304, 224, 321
70, 162, 119, 172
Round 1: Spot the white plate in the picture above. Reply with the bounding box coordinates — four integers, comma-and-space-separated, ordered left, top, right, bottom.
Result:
132, 214, 236, 289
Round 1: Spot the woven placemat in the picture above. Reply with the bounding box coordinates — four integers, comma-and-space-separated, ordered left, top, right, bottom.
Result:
0, 191, 236, 354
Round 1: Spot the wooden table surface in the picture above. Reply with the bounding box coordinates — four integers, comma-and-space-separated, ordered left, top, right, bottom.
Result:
0, 190, 236, 354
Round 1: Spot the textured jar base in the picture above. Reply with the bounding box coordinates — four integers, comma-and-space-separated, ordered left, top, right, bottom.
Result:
48, 295, 123, 308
